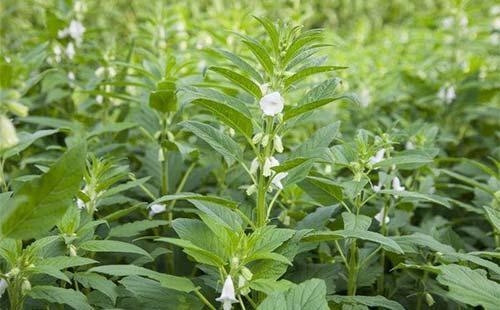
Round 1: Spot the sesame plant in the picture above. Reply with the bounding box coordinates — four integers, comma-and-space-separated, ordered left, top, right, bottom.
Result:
1, 1, 500, 310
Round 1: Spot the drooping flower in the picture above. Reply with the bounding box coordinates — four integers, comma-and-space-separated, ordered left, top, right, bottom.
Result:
66, 42, 76, 59
259, 92, 284, 116
437, 85, 456, 104
252, 132, 263, 145
374, 208, 390, 224
76, 198, 86, 209
392, 177, 405, 192
148, 203, 166, 217
245, 184, 257, 196
96, 95, 104, 104
68, 71, 75, 81
216, 276, 238, 310
68, 20, 86, 45
0, 115, 19, 150
0, 279, 8, 298
263, 156, 279, 177
274, 135, 284, 153
369, 149, 385, 165
271, 172, 288, 190
249, 158, 259, 175
372, 181, 383, 193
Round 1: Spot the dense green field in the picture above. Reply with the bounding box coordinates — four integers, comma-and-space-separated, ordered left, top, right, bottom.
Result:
1, 1, 499, 309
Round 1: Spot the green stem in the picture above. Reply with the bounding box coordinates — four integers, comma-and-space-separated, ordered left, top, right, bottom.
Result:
347, 239, 358, 295
378, 200, 390, 295
256, 172, 267, 227
194, 289, 216, 310
161, 147, 169, 196
0, 157, 8, 192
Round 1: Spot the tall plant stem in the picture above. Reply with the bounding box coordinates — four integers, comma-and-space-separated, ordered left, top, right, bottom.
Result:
347, 239, 358, 295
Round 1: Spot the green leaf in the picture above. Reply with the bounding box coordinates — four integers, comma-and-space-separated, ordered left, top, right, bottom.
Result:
379, 190, 450, 208
74, 272, 118, 303
79, 240, 152, 258
284, 97, 345, 121
299, 176, 343, 205
155, 237, 225, 267
180, 120, 242, 166
89, 264, 197, 293
109, 220, 169, 238
1, 129, 59, 159
210, 48, 263, 82
40, 256, 98, 269
30, 265, 71, 283
0, 142, 86, 239
303, 230, 403, 254
250, 279, 294, 293
87, 122, 137, 138
254, 16, 280, 55
329, 295, 405, 310
209, 66, 262, 98
242, 39, 274, 75
152, 192, 238, 209
484, 206, 500, 230
284, 66, 346, 88
245, 252, 292, 265
342, 213, 372, 231
436, 264, 500, 310
29, 286, 92, 310
149, 80, 178, 113
374, 151, 434, 170
258, 279, 329, 310
190, 98, 253, 138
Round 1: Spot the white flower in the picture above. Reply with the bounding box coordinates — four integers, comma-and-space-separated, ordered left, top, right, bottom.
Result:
250, 158, 259, 175
369, 149, 385, 165
0, 279, 8, 298
374, 209, 390, 225
96, 95, 104, 104
68, 20, 85, 44
66, 42, 75, 59
493, 17, 500, 30
437, 85, 456, 104
68, 71, 75, 81
76, 198, 86, 209
259, 83, 269, 95
149, 204, 166, 217
271, 172, 288, 190
0, 115, 19, 150
259, 91, 284, 116
359, 87, 371, 107
274, 135, 284, 153
263, 156, 279, 177
405, 141, 415, 150
245, 184, 257, 196
491, 5, 500, 15
58, 28, 69, 38
459, 16, 468, 28
392, 177, 405, 192
372, 181, 383, 193
442, 17, 454, 29
252, 132, 263, 145
216, 276, 238, 310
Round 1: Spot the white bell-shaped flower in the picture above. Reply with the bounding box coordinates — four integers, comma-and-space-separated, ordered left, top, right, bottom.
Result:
369, 149, 385, 165
374, 209, 390, 224
0, 279, 8, 298
68, 20, 86, 44
148, 203, 166, 217
259, 92, 284, 116
274, 135, 284, 153
271, 172, 288, 190
249, 158, 259, 175
372, 181, 383, 193
216, 276, 238, 310
76, 198, 86, 209
263, 156, 279, 177
0, 115, 19, 150
392, 177, 405, 192
66, 42, 76, 59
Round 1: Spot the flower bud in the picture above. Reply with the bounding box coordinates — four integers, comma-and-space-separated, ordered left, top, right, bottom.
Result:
21, 278, 31, 293
240, 267, 253, 281
245, 184, 257, 196
252, 132, 263, 145
261, 134, 270, 147
425, 293, 435, 306
6, 101, 28, 117
69, 244, 78, 257
158, 148, 165, 162
274, 135, 283, 153
0, 115, 19, 151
